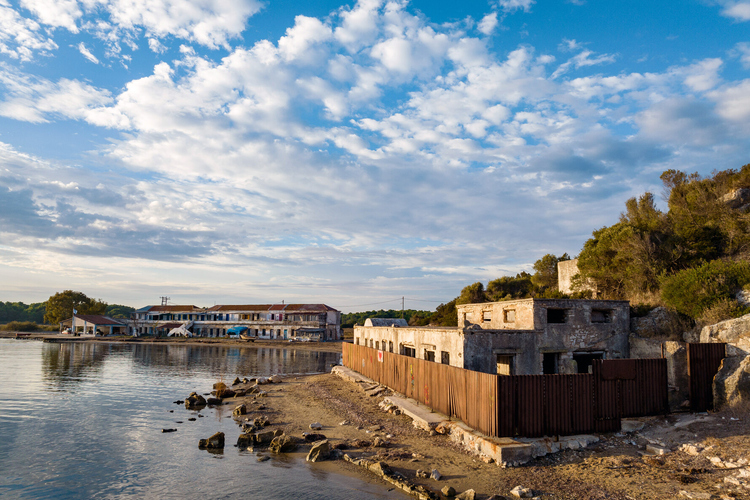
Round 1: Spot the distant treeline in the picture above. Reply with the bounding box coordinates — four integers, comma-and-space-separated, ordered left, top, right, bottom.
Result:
341, 309, 433, 328
0, 298, 135, 325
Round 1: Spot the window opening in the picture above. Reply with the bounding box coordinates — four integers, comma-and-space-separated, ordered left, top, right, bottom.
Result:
504, 309, 516, 322
547, 308, 568, 323
496, 354, 514, 375
573, 352, 603, 374
424, 350, 435, 362
441, 351, 450, 365
542, 353, 559, 374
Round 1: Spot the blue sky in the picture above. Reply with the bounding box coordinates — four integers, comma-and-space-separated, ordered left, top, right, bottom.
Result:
0, 0, 749, 312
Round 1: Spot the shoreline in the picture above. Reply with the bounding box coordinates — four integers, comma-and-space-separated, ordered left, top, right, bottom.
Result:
0, 332, 344, 353
189, 371, 750, 500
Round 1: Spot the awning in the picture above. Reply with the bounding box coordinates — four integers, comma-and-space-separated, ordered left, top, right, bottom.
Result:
227, 326, 249, 335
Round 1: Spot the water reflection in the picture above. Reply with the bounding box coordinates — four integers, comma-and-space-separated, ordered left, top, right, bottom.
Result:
1, 340, 399, 500
40, 342, 338, 388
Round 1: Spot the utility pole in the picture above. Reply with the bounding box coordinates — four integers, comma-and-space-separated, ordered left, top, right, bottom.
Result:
401, 296, 404, 319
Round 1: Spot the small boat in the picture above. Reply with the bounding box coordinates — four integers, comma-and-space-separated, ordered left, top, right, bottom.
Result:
240, 334, 255, 342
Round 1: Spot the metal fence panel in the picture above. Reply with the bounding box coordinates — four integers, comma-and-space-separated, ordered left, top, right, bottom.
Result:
688, 343, 726, 412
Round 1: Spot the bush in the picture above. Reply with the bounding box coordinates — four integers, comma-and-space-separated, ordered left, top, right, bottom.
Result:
698, 298, 750, 326
660, 259, 750, 318
0, 321, 41, 332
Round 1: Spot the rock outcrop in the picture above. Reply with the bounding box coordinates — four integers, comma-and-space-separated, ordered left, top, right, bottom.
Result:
722, 187, 750, 210
713, 355, 750, 409
701, 313, 750, 355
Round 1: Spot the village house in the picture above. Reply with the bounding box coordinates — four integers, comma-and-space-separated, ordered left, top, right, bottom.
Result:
353, 298, 630, 375
61, 314, 128, 336
130, 303, 342, 341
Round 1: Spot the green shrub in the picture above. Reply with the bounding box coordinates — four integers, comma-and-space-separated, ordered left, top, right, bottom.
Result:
660, 259, 750, 318
0, 321, 40, 332
698, 298, 750, 326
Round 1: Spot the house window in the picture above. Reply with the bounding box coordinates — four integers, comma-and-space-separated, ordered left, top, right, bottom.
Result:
441, 351, 450, 365
483, 311, 492, 322
424, 350, 435, 362
504, 309, 516, 322
543, 353, 559, 374
375, 341, 380, 350
370, 339, 374, 348
496, 355, 514, 375
547, 308, 567, 323
401, 345, 416, 358
355, 338, 359, 345
591, 309, 612, 323
388, 341, 393, 353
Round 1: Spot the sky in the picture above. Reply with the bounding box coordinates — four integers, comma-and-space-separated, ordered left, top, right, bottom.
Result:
0, 0, 749, 313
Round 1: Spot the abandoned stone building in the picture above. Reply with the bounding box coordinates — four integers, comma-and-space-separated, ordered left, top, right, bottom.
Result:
353, 298, 630, 375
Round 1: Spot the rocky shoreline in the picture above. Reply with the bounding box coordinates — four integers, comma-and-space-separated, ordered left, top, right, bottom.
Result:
172, 370, 750, 500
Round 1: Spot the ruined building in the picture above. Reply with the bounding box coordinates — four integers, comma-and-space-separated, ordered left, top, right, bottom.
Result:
353, 298, 630, 375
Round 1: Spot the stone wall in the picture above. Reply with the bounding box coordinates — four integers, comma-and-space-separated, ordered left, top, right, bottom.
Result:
700, 313, 750, 356
457, 300, 535, 329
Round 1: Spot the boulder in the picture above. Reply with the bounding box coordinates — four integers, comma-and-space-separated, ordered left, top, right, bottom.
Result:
430, 469, 442, 480
253, 416, 269, 427
199, 432, 225, 450
254, 430, 280, 445
441, 486, 456, 497
232, 377, 241, 385
270, 434, 299, 453
215, 387, 236, 399
309, 422, 323, 430
510, 486, 533, 498
213, 382, 228, 391
206, 397, 222, 405
306, 439, 331, 462
269, 375, 283, 383
368, 461, 391, 476
456, 490, 476, 500
713, 354, 750, 409
237, 433, 254, 448
232, 404, 247, 417
185, 392, 207, 409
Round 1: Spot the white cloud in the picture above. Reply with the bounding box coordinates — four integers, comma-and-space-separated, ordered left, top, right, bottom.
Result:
718, 1, 750, 21
0, 3, 58, 61
20, 0, 82, 32
732, 42, 750, 68
709, 79, 750, 121
0, 67, 113, 123
497, 0, 535, 13
551, 49, 616, 79
477, 13, 498, 35
278, 15, 332, 62
77, 42, 99, 63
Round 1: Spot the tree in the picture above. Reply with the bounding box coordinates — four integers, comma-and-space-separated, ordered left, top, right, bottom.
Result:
531, 254, 570, 291
44, 291, 108, 325
105, 304, 135, 319
486, 273, 534, 301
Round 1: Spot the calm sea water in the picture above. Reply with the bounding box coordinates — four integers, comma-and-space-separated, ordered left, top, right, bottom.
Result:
0, 339, 404, 499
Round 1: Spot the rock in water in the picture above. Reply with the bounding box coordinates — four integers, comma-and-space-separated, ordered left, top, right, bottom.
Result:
306, 440, 331, 462
269, 434, 299, 453
185, 392, 207, 409
232, 377, 241, 385
199, 432, 225, 449
162, 428, 177, 433
232, 404, 247, 416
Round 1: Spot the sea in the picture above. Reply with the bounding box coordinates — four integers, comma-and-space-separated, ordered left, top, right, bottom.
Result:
0, 339, 405, 499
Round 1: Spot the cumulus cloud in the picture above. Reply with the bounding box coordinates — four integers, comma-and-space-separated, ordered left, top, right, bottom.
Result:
477, 13, 498, 35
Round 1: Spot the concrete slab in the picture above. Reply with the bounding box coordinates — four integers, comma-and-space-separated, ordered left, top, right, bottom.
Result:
383, 395, 445, 431
331, 365, 372, 385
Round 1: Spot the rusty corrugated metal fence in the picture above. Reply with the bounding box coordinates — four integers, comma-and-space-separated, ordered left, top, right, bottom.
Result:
342, 343, 668, 438
687, 343, 726, 412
